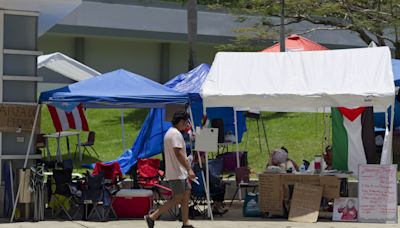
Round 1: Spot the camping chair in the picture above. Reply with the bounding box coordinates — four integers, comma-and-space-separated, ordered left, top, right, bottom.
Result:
36, 133, 47, 158
75, 131, 99, 159
136, 158, 177, 219
229, 166, 258, 207
92, 162, 122, 220
50, 169, 82, 220
190, 170, 213, 218
82, 171, 108, 221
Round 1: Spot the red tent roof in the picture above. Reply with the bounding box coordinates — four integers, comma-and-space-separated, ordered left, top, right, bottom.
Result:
261, 34, 328, 52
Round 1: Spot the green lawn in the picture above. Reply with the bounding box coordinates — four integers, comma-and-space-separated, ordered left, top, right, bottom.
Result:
40, 107, 329, 175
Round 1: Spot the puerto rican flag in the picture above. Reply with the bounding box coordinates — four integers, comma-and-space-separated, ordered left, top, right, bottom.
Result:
47, 103, 89, 132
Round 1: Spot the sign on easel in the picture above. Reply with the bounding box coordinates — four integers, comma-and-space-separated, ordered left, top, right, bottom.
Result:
194, 127, 218, 152
358, 164, 398, 223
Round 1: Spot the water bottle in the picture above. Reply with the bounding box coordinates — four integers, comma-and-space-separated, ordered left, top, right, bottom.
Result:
299, 164, 306, 173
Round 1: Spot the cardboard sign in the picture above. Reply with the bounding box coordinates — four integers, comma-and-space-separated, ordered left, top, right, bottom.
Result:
333, 197, 358, 221
194, 127, 218, 152
258, 173, 283, 215
358, 164, 398, 223
288, 183, 323, 223
0, 104, 39, 133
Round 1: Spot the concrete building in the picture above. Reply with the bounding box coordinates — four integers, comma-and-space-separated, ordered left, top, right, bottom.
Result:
38, 0, 368, 90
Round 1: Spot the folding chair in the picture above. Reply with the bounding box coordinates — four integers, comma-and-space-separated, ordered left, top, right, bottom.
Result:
229, 166, 258, 207
92, 162, 123, 220
190, 171, 210, 218
82, 171, 107, 221
76, 131, 99, 159
36, 133, 47, 158
136, 158, 177, 219
51, 169, 82, 220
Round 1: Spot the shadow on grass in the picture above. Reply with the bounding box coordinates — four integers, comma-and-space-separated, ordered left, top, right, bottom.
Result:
261, 112, 287, 121
101, 109, 150, 125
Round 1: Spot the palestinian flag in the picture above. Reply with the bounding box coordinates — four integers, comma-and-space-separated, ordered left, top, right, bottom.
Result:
332, 107, 376, 176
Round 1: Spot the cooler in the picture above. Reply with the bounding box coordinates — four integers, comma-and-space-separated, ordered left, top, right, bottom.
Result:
112, 189, 153, 218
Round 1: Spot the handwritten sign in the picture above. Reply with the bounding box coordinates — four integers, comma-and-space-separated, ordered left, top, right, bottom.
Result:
0, 104, 39, 133
288, 183, 323, 223
358, 165, 398, 223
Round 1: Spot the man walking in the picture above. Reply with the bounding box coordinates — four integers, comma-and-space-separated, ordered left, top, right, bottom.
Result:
145, 111, 195, 228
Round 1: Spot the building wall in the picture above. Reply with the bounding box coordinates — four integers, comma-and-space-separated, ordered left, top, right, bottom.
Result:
38, 34, 219, 84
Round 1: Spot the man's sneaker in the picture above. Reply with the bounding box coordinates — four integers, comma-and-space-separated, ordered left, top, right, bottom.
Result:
144, 215, 154, 228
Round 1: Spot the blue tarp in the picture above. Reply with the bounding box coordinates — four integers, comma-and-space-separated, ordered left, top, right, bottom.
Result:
39, 69, 189, 108
392, 59, 400, 86
102, 64, 247, 174
374, 59, 400, 129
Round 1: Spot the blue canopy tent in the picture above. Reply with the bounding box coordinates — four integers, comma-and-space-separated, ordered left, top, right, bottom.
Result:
103, 64, 247, 174
374, 59, 400, 130
39, 69, 189, 168
39, 69, 189, 108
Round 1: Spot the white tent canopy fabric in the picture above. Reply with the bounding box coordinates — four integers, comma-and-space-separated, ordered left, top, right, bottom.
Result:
200, 47, 395, 113
38, 52, 101, 81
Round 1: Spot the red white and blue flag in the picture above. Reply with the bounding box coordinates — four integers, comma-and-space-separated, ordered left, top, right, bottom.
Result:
47, 103, 89, 132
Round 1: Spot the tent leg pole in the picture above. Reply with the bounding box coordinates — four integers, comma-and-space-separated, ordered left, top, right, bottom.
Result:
233, 109, 242, 201
11, 104, 41, 222
260, 114, 271, 156
120, 109, 126, 152
256, 119, 262, 154
389, 103, 395, 164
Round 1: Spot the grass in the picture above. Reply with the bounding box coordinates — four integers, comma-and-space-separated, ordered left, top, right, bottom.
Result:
40, 107, 330, 175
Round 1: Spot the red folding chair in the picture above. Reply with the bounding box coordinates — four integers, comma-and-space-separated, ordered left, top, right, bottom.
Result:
137, 158, 177, 218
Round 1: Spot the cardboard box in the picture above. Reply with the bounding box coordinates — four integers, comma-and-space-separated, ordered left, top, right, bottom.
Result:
258, 173, 341, 216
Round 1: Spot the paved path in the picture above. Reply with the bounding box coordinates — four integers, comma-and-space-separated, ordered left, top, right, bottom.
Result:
0, 219, 398, 228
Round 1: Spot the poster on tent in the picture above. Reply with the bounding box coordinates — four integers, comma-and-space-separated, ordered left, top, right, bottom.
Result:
333, 198, 358, 222
358, 164, 398, 223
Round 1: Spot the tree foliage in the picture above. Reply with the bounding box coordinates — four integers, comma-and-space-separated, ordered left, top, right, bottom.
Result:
211, 0, 400, 57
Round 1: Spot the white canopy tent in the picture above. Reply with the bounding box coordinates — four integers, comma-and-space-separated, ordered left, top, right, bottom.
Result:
201, 47, 394, 112
38, 52, 101, 81
199, 47, 396, 217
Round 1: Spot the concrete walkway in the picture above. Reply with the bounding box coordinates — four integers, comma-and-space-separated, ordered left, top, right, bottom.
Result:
0, 219, 398, 228
0, 204, 398, 228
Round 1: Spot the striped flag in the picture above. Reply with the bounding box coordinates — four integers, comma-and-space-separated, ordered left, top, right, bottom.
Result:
332, 107, 375, 176
47, 103, 89, 132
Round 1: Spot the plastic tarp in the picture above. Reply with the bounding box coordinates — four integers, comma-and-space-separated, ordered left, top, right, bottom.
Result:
38, 52, 101, 81
39, 69, 189, 108
98, 64, 246, 174
200, 47, 395, 113
393, 59, 400, 87
374, 59, 400, 129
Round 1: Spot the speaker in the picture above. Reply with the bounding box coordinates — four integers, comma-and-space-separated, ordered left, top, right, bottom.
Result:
210, 118, 224, 143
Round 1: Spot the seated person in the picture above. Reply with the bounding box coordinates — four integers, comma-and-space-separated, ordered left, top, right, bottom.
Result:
192, 151, 227, 214
267, 147, 298, 173
307, 145, 333, 172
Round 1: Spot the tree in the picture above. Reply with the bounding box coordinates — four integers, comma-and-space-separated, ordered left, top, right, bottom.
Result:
187, 0, 198, 70
211, 0, 400, 58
